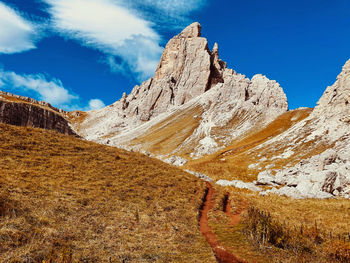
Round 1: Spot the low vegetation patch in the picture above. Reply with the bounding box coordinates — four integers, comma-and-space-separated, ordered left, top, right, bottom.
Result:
243, 206, 350, 262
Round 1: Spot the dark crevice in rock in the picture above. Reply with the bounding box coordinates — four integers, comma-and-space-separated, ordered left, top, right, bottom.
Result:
150, 90, 163, 113
205, 44, 225, 92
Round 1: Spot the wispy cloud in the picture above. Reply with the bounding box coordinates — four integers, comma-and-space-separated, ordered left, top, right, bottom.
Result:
0, 69, 77, 105
43, 0, 164, 81
145, 0, 207, 14
0, 68, 105, 111
126, 0, 208, 30
103, 35, 163, 81
0, 1, 40, 54
87, 99, 105, 111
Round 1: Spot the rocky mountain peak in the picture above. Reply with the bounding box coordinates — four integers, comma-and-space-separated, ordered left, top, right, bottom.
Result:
212, 42, 219, 54
110, 23, 288, 123
117, 22, 213, 121
313, 59, 350, 114
77, 23, 289, 155
247, 74, 288, 110
177, 22, 202, 38
307, 58, 350, 141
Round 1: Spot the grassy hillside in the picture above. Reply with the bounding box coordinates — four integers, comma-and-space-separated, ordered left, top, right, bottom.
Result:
0, 123, 215, 262
121, 105, 204, 157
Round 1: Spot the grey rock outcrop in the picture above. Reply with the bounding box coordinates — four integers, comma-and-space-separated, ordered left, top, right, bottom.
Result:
252, 59, 350, 199
0, 92, 76, 136
257, 147, 350, 199
0, 91, 68, 115
313, 59, 350, 116
306, 59, 350, 141
163, 156, 188, 167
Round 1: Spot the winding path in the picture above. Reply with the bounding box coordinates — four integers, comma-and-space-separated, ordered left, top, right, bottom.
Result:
199, 182, 247, 263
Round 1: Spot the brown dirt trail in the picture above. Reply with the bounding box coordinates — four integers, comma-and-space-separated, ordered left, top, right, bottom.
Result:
224, 194, 247, 226
199, 182, 247, 263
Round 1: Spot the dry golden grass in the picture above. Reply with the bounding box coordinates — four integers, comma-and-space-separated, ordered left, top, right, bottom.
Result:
217, 188, 350, 262
240, 191, 350, 239
0, 123, 215, 262
128, 105, 204, 157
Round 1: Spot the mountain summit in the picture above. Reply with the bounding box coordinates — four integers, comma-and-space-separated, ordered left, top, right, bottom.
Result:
75, 23, 288, 157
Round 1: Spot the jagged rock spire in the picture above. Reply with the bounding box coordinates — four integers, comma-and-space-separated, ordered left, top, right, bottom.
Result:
113, 22, 288, 122
121, 22, 212, 120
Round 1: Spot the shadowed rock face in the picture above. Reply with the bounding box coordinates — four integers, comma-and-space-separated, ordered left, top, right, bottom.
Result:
0, 99, 76, 136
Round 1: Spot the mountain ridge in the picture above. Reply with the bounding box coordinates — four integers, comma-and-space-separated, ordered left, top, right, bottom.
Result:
75, 22, 288, 158
0, 23, 349, 200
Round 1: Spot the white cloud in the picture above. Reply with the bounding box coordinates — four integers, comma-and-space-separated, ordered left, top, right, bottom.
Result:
127, 0, 208, 29
0, 2, 39, 54
0, 68, 105, 111
0, 69, 77, 105
87, 99, 105, 110
104, 36, 162, 81
43, 0, 163, 81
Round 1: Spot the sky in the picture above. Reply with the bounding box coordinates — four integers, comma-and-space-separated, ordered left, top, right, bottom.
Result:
0, 0, 349, 111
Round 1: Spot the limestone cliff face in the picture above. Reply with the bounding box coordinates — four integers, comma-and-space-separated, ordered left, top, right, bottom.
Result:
77, 22, 288, 157
0, 91, 76, 136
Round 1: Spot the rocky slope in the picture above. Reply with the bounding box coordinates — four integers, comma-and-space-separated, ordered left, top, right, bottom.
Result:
0, 91, 76, 136
194, 58, 350, 200
75, 23, 288, 158
255, 59, 350, 199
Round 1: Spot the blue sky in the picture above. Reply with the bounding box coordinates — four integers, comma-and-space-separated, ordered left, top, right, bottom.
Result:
0, 0, 349, 110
